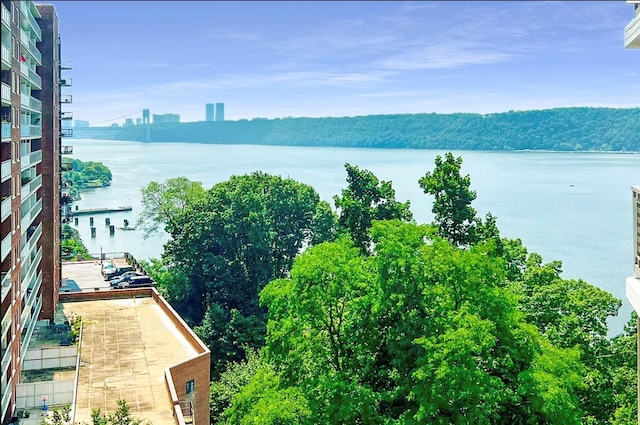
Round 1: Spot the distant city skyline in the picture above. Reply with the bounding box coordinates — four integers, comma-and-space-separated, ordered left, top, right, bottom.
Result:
48, 1, 639, 125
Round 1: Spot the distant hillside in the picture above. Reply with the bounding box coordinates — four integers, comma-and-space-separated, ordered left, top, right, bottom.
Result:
74, 107, 640, 151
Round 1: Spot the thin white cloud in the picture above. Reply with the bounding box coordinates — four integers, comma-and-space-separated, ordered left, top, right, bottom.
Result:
376, 43, 518, 71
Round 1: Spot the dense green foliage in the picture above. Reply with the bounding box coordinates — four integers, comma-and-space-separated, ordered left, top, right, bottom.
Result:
61, 223, 91, 260
75, 107, 640, 151
252, 224, 588, 424
334, 163, 412, 252
61, 158, 112, 199
137, 177, 206, 238
149, 172, 337, 377
141, 153, 637, 424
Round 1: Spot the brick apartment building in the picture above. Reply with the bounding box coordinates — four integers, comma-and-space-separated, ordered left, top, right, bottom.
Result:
1, 0, 66, 420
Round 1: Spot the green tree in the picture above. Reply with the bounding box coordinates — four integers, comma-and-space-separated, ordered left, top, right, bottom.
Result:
136, 176, 206, 239
608, 314, 638, 425
86, 399, 149, 425
419, 152, 479, 247
163, 171, 329, 377
513, 253, 622, 424
258, 220, 585, 424
210, 348, 265, 424
333, 163, 412, 253
225, 366, 311, 425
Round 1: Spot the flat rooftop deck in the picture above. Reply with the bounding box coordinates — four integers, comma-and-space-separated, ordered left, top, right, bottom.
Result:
62, 297, 198, 425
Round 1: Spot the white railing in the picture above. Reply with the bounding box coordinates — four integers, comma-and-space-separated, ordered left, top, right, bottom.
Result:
625, 13, 640, 48
1, 376, 11, 420
20, 124, 42, 139
1, 197, 10, 221
20, 61, 42, 89
20, 294, 42, 360
1, 83, 9, 103
23, 3, 42, 41
27, 37, 41, 65
20, 197, 42, 232
1, 232, 11, 263
21, 174, 42, 200
0, 344, 10, 376
1, 4, 10, 28
0, 43, 10, 67
1, 160, 11, 182
21, 222, 42, 259
21, 93, 41, 111
25, 268, 42, 310
0, 270, 11, 303
20, 150, 43, 172
20, 28, 29, 48
1, 122, 10, 140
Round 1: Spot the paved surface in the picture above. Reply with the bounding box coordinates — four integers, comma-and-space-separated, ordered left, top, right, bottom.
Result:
61, 261, 112, 291
63, 298, 198, 425
59, 261, 198, 425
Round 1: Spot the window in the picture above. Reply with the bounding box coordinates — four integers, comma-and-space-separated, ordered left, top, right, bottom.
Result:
186, 379, 195, 395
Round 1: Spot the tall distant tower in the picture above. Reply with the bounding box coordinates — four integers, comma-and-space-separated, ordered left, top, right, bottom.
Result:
206, 103, 215, 121
142, 109, 150, 124
215, 103, 225, 121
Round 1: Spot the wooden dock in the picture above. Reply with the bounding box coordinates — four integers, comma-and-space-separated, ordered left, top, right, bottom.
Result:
73, 206, 132, 216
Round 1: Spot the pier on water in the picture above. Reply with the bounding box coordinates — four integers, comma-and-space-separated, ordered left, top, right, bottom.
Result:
73, 206, 132, 216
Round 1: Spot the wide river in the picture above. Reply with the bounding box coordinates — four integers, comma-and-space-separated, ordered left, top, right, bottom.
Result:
69, 139, 638, 335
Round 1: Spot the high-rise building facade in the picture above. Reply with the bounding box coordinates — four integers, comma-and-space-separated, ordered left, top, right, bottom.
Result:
1, 1, 63, 421
624, 0, 639, 49
205, 103, 214, 121
215, 102, 224, 121
623, 2, 640, 424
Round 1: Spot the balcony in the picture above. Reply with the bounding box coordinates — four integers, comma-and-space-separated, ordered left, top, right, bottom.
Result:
20, 1, 42, 41
20, 61, 42, 89
1, 43, 10, 68
1, 376, 11, 420
1, 4, 9, 30
1, 122, 10, 141
27, 37, 42, 65
61, 128, 73, 137
1, 160, 10, 182
626, 3, 640, 49
20, 174, 42, 200
60, 61, 72, 70
1, 83, 9, 104
60, 111, 73, 120
0, 270, 10, 304
21, 242, 42, 284
61, 145, 73, 155
1, 196, 10, 222
20, 149, 42, 171
20, 124, 42, 139
1, 232, 10, 262
20, 197, 42, 232
60, 77, 72, 87
0, 329, 10, 372
60, 94, 73, 104
20, 93, 42, 112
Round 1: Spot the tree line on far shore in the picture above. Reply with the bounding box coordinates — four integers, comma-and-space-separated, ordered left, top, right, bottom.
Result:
138, 153, 637, 425
76, 107, 639, 152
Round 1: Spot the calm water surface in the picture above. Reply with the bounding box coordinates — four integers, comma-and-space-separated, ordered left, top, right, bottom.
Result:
69, 139, 639, 335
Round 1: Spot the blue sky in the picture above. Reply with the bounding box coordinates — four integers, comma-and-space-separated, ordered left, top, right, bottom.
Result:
46, 1, 638, 125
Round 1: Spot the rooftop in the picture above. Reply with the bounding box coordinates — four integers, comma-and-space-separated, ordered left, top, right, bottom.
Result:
63, 297, 196, 425
57, 260, 210, 425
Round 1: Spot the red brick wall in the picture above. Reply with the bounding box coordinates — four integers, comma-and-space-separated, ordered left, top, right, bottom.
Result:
167, 354, 211, 425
